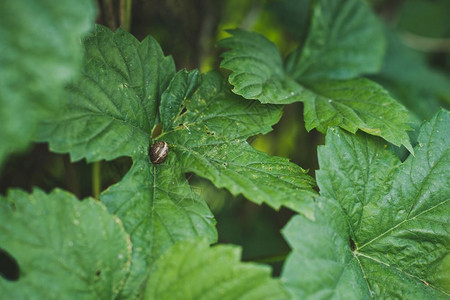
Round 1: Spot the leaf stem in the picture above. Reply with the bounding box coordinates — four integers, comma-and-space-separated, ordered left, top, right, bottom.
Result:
119, 0, 132, 31
92, 162, 101, 199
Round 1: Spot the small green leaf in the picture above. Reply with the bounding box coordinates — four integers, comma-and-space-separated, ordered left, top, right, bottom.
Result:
0, 0, 96, 166
282, 109, 450, 298
0, 189, 131, 298
302, 78, 413, 153
285, 0, 385, 80
100, 156, 217, 298
36, 25, 176, 162
144, 238, 290, 300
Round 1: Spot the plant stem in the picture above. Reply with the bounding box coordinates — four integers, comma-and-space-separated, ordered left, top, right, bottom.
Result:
102, 0, 117, 30
92, 162, 101, 200
120, 0, 132, 31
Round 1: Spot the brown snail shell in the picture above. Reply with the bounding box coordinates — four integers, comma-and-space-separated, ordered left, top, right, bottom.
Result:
149, 141, 169, 164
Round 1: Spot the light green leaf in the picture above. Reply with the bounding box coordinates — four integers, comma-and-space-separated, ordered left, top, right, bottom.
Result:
0, 0, 96, 166
285, 0, 385, 80
0, 189, 131, 299
144, 238, 290, 300
100, 156, 217, 298
302, 78, 414, 153
218, 29, 312, 104
36, 25, 176, 162
282, 109, 450, 298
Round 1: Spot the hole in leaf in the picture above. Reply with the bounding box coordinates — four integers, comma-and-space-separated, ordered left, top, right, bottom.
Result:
349, 237, 356, 251
95, 270, 101, 277
180, 107, 187, 115
0, 248, 20, 281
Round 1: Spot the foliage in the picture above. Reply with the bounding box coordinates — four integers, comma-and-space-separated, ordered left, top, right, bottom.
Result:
1, 0, 449, 299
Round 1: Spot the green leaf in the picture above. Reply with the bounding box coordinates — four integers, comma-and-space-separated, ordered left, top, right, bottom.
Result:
282, 109, 450, 298
302, 78, 414, 153
0, 0, 96, 166
285, 0, 385, 80
144, 238, 290, 300
218, 29, 312, 104
36, 25, 176, 162
37, 26, 317, 295
100, 156, 217, 298
0, 189, 131, 298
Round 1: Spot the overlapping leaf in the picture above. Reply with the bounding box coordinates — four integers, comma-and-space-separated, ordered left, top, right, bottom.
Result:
144, 238, 290, 300
37, 26, 317, 296
218, 0, 413, 151
281, 110, 450, 298
0, 0, 96, 166
0, 189, 131, 298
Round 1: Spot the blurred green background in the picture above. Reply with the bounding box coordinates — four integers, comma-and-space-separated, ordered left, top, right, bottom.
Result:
1, 0, 449, 275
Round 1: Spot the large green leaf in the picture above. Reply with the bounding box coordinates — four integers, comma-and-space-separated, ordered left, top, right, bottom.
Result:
281, 109, 450, 298
285, 0, 385, 80
0, 189, 132, 299
144, 238, 290, 300
37, 26, 317, 296
0, 0, 96, 166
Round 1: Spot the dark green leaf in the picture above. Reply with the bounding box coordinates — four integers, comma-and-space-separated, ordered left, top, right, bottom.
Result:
282, 109, 450, 298
0, 0, 96, 166
0, 189, 131, 298
285, 0, 385, 80
144, 238, 290, 300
